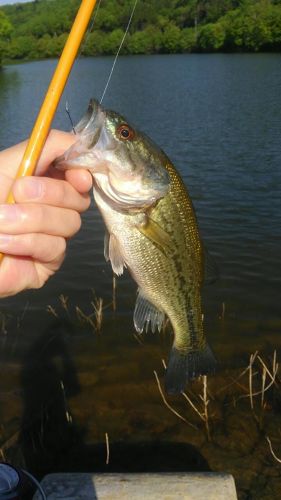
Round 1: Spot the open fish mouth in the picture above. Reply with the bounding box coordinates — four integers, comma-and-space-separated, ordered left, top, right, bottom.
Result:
54, 99, 106, 170
55, 98, 170, 210
75, 99, 105, 143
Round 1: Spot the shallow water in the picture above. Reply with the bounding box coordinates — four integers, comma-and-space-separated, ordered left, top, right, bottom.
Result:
0, 54, 281, 498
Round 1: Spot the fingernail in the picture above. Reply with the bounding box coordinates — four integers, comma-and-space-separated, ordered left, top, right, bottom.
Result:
0, 205, 20, 223
0, 234, 12, 247
21, 178, 43, 199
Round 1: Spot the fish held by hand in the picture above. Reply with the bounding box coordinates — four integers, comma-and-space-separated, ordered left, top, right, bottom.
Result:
55, 99, 217, 394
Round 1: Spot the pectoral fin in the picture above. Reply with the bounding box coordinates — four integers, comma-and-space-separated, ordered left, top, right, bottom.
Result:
134, 289, 165, 334
137, 217, 173, 256
104, 233, 126, 276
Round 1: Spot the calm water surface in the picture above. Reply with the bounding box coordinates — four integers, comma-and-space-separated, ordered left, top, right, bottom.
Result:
0, 54, 281, 497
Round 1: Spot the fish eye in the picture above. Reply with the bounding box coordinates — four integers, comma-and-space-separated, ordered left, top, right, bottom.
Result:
117, 124, 135, 141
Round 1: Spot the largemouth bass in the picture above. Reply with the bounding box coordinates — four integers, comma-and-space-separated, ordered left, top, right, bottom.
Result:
56, 99, 217, 394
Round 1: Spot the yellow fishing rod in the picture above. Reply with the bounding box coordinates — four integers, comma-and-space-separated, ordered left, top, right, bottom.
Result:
0, 0, 98, 263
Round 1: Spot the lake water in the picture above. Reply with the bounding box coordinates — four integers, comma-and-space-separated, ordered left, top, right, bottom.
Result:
0, 54, 281, 498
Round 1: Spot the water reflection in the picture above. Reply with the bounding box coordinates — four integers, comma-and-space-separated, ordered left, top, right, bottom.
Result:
0, 67, 20, 95
17, 319, 210, 478
19, 321, 83, 476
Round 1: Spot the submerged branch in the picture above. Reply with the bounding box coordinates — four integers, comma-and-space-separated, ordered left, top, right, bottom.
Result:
154, 370, 197, 430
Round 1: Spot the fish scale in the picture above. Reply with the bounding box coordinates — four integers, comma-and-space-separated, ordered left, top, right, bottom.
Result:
56, 99, 217, 394
93, 158, 204, 353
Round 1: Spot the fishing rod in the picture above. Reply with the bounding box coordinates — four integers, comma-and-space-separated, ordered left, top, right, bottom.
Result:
0, 0, 98, 263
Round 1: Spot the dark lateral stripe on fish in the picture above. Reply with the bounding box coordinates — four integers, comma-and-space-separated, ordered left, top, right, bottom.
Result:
186, 294, 200, 349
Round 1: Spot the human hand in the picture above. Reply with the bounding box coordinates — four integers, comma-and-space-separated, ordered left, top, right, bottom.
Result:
0, 130, 92, 298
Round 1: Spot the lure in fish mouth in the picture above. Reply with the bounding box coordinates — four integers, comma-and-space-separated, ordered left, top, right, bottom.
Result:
55, 99, 217, 395
56, 99, 170, 211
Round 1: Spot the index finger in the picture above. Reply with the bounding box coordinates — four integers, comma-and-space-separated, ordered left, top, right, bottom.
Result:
0, 130, 76, 181
35, 130, 77, 175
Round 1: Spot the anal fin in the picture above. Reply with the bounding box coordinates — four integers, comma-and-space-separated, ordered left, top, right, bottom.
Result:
134, 289, 165, 333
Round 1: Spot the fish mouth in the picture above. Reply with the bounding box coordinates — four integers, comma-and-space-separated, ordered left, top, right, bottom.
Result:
54, 99, 106, 170
75, 98, 108, 150
55, 98, 170, 210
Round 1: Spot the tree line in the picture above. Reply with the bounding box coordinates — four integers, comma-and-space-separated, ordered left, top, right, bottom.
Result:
0, 0, 281, 62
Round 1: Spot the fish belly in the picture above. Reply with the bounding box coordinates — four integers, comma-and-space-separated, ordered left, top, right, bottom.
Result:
94, 187, 204, 353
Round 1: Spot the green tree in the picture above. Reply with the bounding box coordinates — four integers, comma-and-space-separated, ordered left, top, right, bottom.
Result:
6, 35, 36, 60
265, 4, 281, 47
101, 29, 125, 54
162, 23, 182, 53
127, 26, 162, 54
36, 34, 54, 58
0, 10, 12, 38
82, 30, 105, 56
0, 10, 12, 63
180, 27, 197, 52
198, 22, 226, 50
128, 30, 153, 54
223, 3, 272, 50
2, 0, 281, 60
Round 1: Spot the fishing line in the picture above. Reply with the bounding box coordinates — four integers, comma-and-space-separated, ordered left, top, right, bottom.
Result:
65, 0, 103, 132
65, 0, 138, 128
100, 0, 139, 104
65, 100, 76, 133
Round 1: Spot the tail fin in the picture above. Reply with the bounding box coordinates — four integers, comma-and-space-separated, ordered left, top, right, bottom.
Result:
165, 344, 216, 395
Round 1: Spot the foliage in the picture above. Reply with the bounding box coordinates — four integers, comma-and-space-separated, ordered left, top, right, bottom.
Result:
0, 9, 12, 63
222, 2, 275, 50
0, 0, 281, 61
127, 26, 162, 54
198, 22, 226, 50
